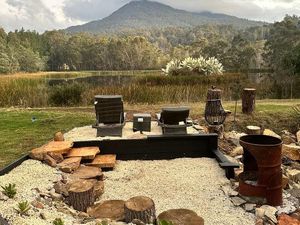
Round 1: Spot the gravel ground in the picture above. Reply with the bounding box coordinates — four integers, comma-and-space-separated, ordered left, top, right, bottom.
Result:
101, 158, 255, 225
64, 122, 199, 142
0, 159, 255, 225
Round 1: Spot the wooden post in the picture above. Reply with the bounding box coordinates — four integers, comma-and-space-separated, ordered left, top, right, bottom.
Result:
68, 180, 95, 212
242, 88, 256, 114
124, 196, 156, 224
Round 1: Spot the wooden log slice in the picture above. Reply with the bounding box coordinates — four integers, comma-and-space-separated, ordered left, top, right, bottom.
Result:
67, 147, 100, 160
242, 88, 256, 114
246, 125, 261, 135
124, 196, 156, 224
87, 200, 125, 221
158, 209, 204, 225
70, 166, 103, 180
68, 179, 95, 212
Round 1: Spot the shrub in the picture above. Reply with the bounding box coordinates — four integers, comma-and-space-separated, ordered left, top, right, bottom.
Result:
48, 82, 86, 106
1, 183, 17, 198
53, 218, 64, 225
163, 56, 224, 76
15, 201, 31, 216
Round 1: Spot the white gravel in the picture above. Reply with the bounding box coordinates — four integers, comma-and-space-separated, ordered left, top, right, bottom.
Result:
101, 158, 255, 225
0, 159, 255, 225
0, 160, 74, 225
64, 122, 199, 142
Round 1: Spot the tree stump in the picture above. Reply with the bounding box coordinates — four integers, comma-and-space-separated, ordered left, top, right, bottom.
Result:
246, 125, 261, 135
207, 88, 222, 100
242, 88, 256, 114
158, 209, 204, 225
68, 180, 95, 212
87, 200, 125, 221
124, 196, 156, 224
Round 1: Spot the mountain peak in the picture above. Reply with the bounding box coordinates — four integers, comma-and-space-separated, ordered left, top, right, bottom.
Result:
66, 1, 265, 34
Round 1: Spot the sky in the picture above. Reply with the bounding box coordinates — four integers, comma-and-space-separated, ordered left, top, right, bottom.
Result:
0, 0, 300, 33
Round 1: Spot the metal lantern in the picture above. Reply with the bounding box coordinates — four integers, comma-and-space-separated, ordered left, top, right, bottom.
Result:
205, 99, 226, 125
204, 87, 227, 126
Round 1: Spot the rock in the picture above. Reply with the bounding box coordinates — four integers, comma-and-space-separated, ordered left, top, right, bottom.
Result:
297, 131, 300, 143
278, 214, 300, 225
87, 200, 126, 221
287, 169, 300, 183
256, 205, 278, 223
30, 141, 73, 161
231, 196, 246, 206
78, 212, 90, 218
54, 131, 65, 141
224, 131, 246, 147
31, 200, 44, 209
50, 192, 63, 201
255, 218, 264, 225
244, 203, 256, 212
255, 207, 265, 218
230, 146, 244, 157
228, 190, 239, 197
289, 189, 300, 199
281, 130, 296, 144
53, 181, 69, 196
282, 175, 289, 189
44, 154, 57, 167
58, 157, 82, 173
263, 129, 281, 139
0, 192, 9, 201
47, 152, 64, 163
132, 219, 146, 225
290, 209, 300, 221
277, 192, 298, 215
40, 212, 47, 220
282, 144, 300, 161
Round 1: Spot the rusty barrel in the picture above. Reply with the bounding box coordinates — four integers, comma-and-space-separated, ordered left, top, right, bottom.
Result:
239, 135, 282, 206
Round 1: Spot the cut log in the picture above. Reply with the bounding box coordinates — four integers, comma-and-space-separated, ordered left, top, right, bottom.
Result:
246, 126, 261, 135
158, 209, 204, 225
70, 166, 103, 180
67, 147, 100, 160
87, 200, 125, 221
68, 179, 95, 212
54, 131, 64, 141
124, 196, 156, 224
58, 157, 81, 173
30, 141, 73, 160
86, 154, 116, 169
89, 179, 104, 199
242, 88, 256, 114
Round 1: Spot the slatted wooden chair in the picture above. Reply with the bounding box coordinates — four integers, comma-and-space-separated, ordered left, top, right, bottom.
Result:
157, 107, 192, 135
93, 95, 126, 137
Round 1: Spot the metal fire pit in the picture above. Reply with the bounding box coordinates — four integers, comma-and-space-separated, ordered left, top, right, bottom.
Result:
239, 135, 283, 206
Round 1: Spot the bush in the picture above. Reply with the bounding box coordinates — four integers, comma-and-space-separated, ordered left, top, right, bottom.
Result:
48, 82, 86, 106
163, 56, 224, 76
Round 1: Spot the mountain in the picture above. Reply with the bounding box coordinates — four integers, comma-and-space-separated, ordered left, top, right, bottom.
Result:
66, 0, 266, 34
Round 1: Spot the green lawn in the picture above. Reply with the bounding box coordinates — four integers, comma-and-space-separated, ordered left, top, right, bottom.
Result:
0, 109, 94, 169
0, 100, 299, 169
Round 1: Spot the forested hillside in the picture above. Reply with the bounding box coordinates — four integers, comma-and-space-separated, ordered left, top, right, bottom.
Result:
66, 0, 265, 34
0, 16, 299, 82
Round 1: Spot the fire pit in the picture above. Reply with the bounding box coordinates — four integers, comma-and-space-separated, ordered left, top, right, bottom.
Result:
239, 135, 283, 206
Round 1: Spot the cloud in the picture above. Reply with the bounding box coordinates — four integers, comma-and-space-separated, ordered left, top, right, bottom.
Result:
0, 0, 300, 32
63, 0, 130, 21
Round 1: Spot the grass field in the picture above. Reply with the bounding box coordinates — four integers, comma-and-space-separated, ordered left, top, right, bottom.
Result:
0, 99, 299, 169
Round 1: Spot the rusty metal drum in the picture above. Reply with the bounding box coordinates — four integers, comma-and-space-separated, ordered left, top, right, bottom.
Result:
239, 135, 283, 206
